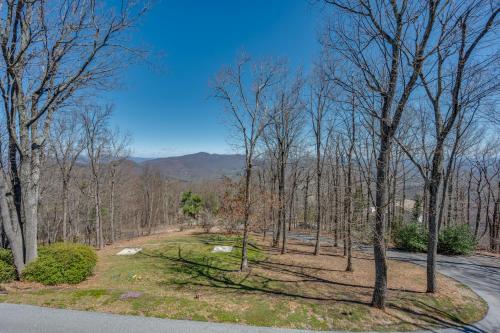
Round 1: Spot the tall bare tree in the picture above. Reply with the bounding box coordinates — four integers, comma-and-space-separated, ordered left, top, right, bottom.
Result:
420, 2, 499, 293
108, 130, 130, 243
213, 55, 282, 271
264, 71, 304, 253
82, 105, 113, 250
0, 0, 147, 272
49, 111, 85, 242
324, 0, 440, 308
343, 94, 357, 272
308, 65, 334, 255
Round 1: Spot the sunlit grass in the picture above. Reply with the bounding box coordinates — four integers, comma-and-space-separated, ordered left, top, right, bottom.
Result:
0, 232, 487, 331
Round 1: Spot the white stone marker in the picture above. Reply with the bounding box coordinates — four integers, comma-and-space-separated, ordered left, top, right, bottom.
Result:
212, 246, 233, 253
116, 248, 142, 255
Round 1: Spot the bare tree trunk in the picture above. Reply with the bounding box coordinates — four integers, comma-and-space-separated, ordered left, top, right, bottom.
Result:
288, 166, 299, 234
314, 132, 322, 255
446, 172, 454, 226
389, 157, 398, 234
314, 165, 322, 255
303, 172, 310, 228
62, 179, 69, 242
467, 168, 473, 227
279, 155, 287, 254
241, 164, 252, 272
334, 164, 339, 247
422, 178, 429, 229
426, 142, 444, 293
21, 150, 41, 264
94, 179, 104, 250
401, 163, 406, 222
148, 190, 154, 235
271, 163, 280, 247
346, 101, 355, 272
110, 172, 116, 243
0, 171, 25, 275
474, 171, 483, 239
372, 134, 390, 309
492, 182, 500, 252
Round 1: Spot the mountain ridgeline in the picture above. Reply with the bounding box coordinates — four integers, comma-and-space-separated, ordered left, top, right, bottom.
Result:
134, 152, 245, 182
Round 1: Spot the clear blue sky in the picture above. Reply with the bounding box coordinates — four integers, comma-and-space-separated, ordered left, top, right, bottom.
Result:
107, 0, 323, 157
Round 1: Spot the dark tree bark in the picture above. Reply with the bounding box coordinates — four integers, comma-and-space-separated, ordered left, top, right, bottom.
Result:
303, 172, 310, 229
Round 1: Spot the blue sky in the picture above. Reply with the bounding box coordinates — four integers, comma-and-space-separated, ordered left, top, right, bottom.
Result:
107, 0, 323, 157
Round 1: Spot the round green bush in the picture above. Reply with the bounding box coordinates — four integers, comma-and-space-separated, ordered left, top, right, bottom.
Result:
0, 260, 16, 283
393, 223, 427, 252
22, 243, 97, 285
438, 224, 476, 255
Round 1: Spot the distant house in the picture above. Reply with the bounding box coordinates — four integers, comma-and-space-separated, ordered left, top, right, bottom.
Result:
395, 199, 417, 211
368, 199, 423, 223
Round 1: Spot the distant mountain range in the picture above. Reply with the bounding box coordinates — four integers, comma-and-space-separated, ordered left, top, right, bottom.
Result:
130, 152, 245, 181
127, 156, 155, 163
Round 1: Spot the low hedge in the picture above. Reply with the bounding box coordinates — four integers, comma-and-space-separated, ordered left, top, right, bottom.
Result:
393, 223, 476, 255
393, 223, 427, 253
22, 243, 97, 285
438, 224, 476, 255
0, 248, 16, 283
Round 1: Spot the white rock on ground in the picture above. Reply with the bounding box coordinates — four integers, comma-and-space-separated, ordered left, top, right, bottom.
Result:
116, 248, 142, 255
212, 246, 233, 253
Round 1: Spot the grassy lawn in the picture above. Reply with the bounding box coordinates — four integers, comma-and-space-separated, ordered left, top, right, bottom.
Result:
0, 230, 487, 331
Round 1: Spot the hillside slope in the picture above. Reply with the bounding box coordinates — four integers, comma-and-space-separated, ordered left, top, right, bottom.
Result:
141, 152, 244, 181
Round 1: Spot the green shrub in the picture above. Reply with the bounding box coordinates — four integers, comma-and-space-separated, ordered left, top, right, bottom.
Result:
438, 224, 476, 255
0, 248, 14, 266
0, 260, 16, 283
181, 191, 203, 219
22, 243, 97, 285
393, 223, 427, 252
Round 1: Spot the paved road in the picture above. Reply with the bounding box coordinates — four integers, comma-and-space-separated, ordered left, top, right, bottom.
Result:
0, 236, 498, 333
0, 303, 324, 333
384, 250, 500, 333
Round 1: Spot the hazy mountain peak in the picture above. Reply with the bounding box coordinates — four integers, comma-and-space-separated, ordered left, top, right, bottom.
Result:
138, 152, 244, 181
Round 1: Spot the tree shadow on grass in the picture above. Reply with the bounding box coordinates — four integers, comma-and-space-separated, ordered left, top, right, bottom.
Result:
142, 249, 368, 304
254, 260, 426, 294
387, 300, 486, 333
139, 235, 482, 331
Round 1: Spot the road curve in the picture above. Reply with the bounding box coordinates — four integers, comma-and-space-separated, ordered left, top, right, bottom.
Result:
384, 250, 500, 333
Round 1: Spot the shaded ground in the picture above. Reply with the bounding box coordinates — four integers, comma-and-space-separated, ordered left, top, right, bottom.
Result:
0, 230, 487, 331
384, 250, 500, 332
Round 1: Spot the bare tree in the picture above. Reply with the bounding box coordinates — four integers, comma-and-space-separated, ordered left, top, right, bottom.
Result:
324, 0, 441, 308
308, 65, 334, 255
108, 130, 130, 243
393, 2, 499, 292
82, 105, 113, 249
49, 111, 85, 241
343, 94, 357, 272
213, 55, 282, 271
421, 2, 498, 293
263, 71, 304, 253
0, 0, 148, 271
